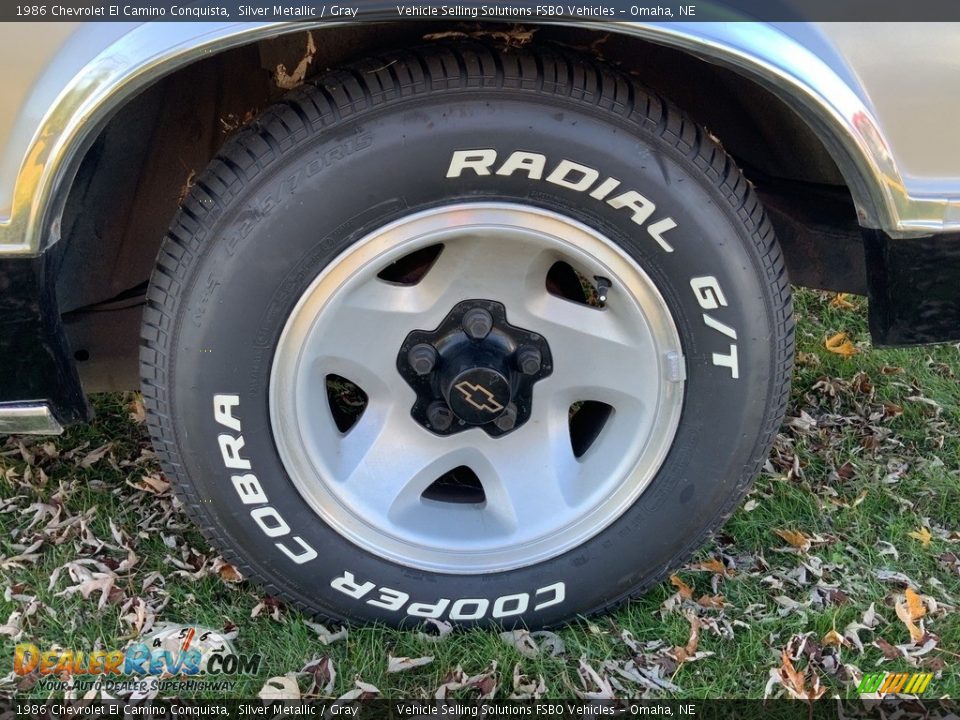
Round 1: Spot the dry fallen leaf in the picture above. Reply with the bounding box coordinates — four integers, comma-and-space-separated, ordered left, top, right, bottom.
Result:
670, 574, 694, 600
825, 332, 857, 357
895, 588, 927, 643
336, 680, 380, 700
822, 629, 846, 648
775, 529, 811, 551
128, 394, 146, 425
690, 557, 734, 577
500, 630, 565, 658
500, 630, 539, 658
258, 674, 301, 700
874, 637, 903, 660
777, 649, 826, 700
509, 663, 547, 699
302, 656, 335, 697
387, 655, 434, 673
904, 587, 926, 620
672, 613, 701, 664
697, 594, 726, 609
575, 656, 615, 700
275, 31, 316, 90
416, 618, 453, 643
830, 293, 856, 310
303, 621, 348, 645
78, 443, 112, 469
779, 651, 806, 697
909, 526, 933, 548
212, 558, 243, 584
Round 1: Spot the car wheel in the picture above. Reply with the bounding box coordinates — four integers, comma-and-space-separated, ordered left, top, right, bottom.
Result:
141, 42, 793, 627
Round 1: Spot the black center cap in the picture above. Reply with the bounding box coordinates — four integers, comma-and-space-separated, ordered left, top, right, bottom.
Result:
446, 368, 511, 424
396, 300, 552, 437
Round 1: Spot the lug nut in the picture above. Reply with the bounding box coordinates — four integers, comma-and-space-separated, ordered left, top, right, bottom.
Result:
426, 401, 454, 431
462, 308, 493, 340
494, 404, 518, 432
516, 346, 542, 375
408, 343, 438, 375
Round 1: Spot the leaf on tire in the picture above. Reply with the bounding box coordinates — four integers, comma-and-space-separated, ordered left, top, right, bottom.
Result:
275, 31, 316, 90
387, 655, 434, 673
825, 332, 857, 357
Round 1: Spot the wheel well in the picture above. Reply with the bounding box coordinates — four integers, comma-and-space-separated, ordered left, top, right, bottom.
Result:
56, 23, 860, 392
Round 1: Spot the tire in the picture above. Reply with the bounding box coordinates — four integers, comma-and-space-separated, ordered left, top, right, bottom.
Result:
141, 42, 793, 628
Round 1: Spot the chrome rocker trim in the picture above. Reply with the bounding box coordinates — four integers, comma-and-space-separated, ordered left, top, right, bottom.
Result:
0, 402, 65, 436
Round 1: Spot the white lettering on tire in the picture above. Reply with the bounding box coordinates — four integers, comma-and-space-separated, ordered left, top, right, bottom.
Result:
492, 593, 529, 618
449, 598, 489, 621
214, 394, 318, 564
330, 570, 566, 621
446, 149, 676, 251
447, 151, 742, 380
690, 276, 740, 379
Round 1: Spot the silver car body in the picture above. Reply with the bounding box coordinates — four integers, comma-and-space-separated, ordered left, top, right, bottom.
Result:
0, 20, 959, 263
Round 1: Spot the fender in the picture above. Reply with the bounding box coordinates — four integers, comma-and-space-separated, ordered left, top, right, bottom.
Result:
1, 16, 959, 263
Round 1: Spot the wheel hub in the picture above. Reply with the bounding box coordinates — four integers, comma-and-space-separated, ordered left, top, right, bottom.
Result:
397, 300, 552, 436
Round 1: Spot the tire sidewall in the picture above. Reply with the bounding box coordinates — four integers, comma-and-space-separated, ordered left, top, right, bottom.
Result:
163, 93, 782, 627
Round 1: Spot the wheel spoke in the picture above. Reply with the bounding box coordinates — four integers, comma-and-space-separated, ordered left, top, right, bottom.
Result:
520, 295, 661, 406
299, 283, 416, 401
474, 413, 580, 529
414, 231, 556, 312
333, 404, 464, 522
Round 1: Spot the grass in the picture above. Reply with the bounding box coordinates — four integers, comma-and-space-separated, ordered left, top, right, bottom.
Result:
1, 288, 958, 699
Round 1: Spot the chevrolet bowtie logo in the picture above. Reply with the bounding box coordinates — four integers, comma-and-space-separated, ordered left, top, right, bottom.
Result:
454, 381, 505, 413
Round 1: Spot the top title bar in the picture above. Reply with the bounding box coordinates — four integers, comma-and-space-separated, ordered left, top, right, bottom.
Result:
5, 0, 960, 22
